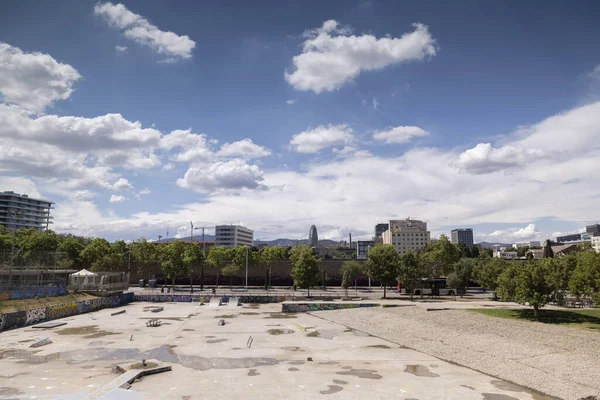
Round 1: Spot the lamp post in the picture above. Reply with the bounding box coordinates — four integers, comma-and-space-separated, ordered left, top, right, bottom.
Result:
194, 225, 215, 291
245, 246, 249, 289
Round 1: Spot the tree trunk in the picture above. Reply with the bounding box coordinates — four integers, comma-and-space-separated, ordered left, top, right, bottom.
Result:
264, 268, 269, 290
216, 273, 219, 288
383, 285, 387, 299
410, 289, 414, 302
171, 277, 175, 290
229, 276, 232, 289
533, 304, 539, 319
200, 264, 204, 291
307, 287, 310, 298
345, 288, 348, 298
189, 272, 193, 293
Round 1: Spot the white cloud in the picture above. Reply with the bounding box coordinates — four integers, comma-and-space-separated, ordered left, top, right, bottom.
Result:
285, 21, 436, 93
94, 2, 196, 61
372, 97, 379, 110
177, 159, 264, 193
162, 163, 175, 171
0, 42, 81, 113
332, 146, 372, 158
72, 190, 96, 200
373, 125, 430, 144
455, 101, 600, 174
134, 188, 151, 200
115, 45, 128, 52
112, 178, 133, 191
290, 124, 354, 153
160, 129, 213, 163
109, 194, 127, 203
218, 139, 271, 159
480, 224, 540, 242
0, 177, 41, 198
286, 99, 296, 105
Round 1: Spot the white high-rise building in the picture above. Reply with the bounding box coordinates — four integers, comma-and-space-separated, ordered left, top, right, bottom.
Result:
215, 225, 254, 247
382, 218, 430, 255
0, 191, 53, 231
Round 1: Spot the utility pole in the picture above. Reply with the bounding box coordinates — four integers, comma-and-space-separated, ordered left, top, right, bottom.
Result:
158, 235, 162, 242
190, 221, 194, 242
245, 246, 249, 289
194, 225, 215, 291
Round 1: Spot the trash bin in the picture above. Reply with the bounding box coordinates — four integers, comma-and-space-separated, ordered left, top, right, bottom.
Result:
139, 279, 145, 288
148, 279, 157, 288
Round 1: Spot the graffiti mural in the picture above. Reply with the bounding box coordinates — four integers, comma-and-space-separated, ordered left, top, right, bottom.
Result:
0, 284, 67, 301
25, 308, 46, 325
281, 302, 380, 313
0, 292, 133, 332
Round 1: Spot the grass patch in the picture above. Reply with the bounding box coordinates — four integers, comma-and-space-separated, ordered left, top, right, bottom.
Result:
468, 308, 600, 330
0, 293, 97, 313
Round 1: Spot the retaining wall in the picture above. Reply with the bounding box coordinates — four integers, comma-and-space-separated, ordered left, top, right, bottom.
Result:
0, 284, 67, 301
282, 302, 380, 313
0, 292, 134, 332
133, 293, 291, 304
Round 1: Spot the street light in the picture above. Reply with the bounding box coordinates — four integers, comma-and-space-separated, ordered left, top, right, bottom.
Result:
194, 225, 215, 291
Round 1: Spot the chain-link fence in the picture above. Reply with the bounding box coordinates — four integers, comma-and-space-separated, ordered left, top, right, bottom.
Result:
0, 250, 71, 293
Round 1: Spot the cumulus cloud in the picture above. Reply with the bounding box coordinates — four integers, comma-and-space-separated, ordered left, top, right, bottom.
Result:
94, 2, 196, 61
455, 101, 600, 174
286, 99, 296, 105
160, 129, 212, 163
0, 42, 81, 113
218, 139, 271, 159
285, 21, 436, 93
109, 194, 127, 203
332, 146, 372, 158
112, 178, 133, 191
373, 125, 429, 144
0, 176, 41, 198
177, 159, 264, 193
115, 45, 128, 52
290, 124, 354, 153
162, 163, 175, 171
481, 224, 540, 242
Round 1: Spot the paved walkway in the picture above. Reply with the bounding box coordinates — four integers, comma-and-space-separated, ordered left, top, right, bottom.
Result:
312, 305, 600, 400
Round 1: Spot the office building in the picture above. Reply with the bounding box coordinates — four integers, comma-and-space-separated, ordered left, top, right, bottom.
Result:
556, 233, 582, 243
586, 224, 600, 237
215, 225, 253, 247
374, 223, 389, 239
356, 240, 375, 259
308, 225, 318, 246
450, 228, 474, 248
382, 218, 430, 255
0, 191, 53, 231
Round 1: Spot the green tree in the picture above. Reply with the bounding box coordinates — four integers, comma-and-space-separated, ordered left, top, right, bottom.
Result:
159, 240, 188, 288
339, 260, 363, 294
57, 238, 85, 268
131, 238, 157, 280
471, 245, 480, 258
543, 239, 554, 259
341, 269, 352, 298
207, 246, 231, 288
568, 249, 600, 304
496, 262, 521, 302
446, 273, 461, 298
365, 244, 400, 299
183, 244, 205, 291
514, 259, 555, 318
289, 245, 321, 297
221, 263, 241, 288
398, 250, 425, 301
473, 256, 506, 299
452, 258, 474, 297
80, 238, 111, 267
260, 246, 286, 290
422, 234, 461, 276
516, 246, 530, 257
546, 255, 575, 306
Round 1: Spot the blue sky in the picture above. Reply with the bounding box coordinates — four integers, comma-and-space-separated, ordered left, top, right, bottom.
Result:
1, 0, 599, 242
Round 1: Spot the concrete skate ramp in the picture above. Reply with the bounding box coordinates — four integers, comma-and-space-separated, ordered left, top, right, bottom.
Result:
228, 297, 240, 307
209, 297, 222, 307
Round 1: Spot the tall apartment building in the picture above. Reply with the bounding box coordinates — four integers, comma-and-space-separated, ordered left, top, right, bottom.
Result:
382, 218, 430, 255
0, 191, 53, 231
215, 225, 254, 247
374, 223, 389, 239
450, 228, 474, 248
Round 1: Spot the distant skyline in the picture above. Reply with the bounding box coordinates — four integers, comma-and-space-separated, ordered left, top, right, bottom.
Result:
1, 0, 599, 243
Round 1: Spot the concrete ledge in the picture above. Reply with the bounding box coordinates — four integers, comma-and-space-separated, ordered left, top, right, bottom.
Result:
282, 301, 380, 313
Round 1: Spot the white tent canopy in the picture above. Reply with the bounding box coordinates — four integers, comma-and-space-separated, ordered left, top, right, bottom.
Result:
71, 269, 98, 276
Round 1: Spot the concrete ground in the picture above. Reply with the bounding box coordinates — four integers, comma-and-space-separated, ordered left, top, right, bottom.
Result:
1, 302, 554, 400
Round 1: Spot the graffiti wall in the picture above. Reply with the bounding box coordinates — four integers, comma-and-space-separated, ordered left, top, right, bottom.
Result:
133, 294, 289, 304
281, 302, 380, 313
0, 292, 133, 332
0, 284, 67, 301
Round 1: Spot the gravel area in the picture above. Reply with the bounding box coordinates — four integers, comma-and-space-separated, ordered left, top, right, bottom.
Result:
311, 305, 600, 400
